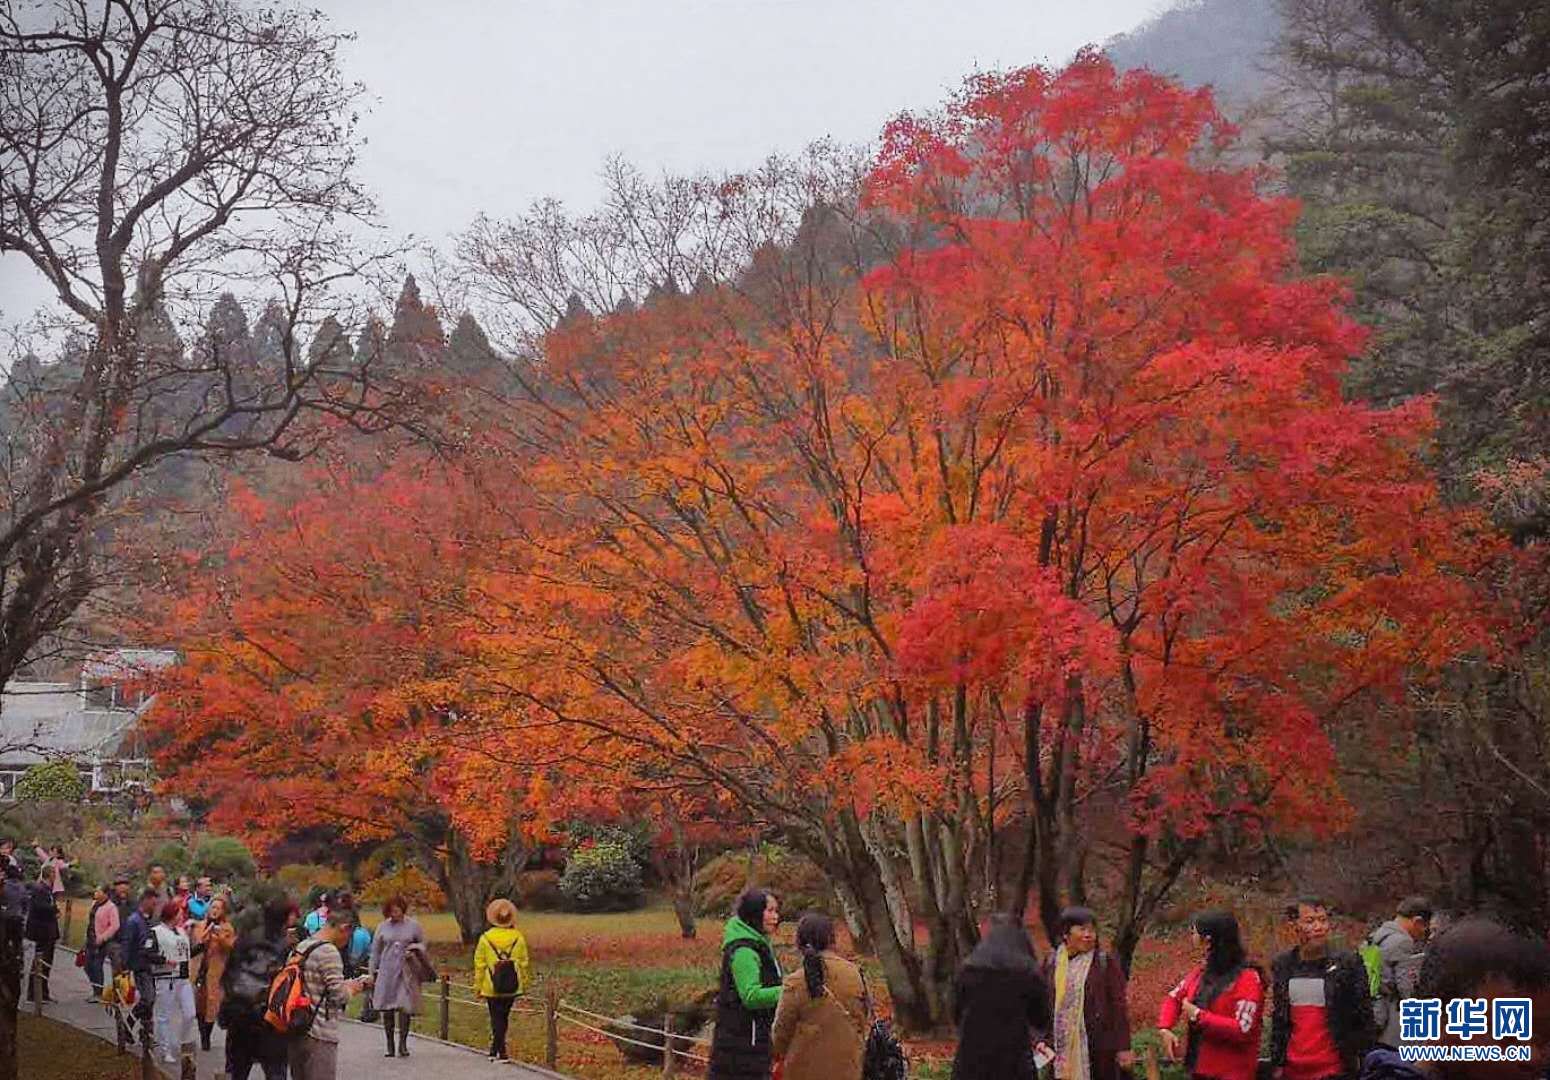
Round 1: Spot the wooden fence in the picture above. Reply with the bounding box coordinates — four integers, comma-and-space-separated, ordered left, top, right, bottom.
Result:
435, 970, 712, 1075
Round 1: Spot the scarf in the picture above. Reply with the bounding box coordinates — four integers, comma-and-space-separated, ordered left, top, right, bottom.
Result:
1053, 945, 1094, 1080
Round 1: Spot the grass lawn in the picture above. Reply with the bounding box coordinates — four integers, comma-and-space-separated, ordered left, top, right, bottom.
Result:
18, 1014, 140, 1080
364, 905, 731, 1079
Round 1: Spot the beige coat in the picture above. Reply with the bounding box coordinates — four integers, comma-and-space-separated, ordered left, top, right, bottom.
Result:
770, 952, 868, 1080
191, 918, 236, 1022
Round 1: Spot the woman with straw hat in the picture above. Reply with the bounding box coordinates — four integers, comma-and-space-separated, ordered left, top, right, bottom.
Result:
474, 897, 531, 1062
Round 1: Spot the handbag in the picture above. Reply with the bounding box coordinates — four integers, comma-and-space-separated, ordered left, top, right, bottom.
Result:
405, 943, 437, 984
75, 949, 87, 969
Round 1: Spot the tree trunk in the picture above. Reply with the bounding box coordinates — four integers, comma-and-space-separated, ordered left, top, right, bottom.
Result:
671, 895, 697, 940
433, 828, 530, 944
831, 879, 875, 954
663, 814, 697, 940
807, 816, 955, 1033
847, 854, 936, 1031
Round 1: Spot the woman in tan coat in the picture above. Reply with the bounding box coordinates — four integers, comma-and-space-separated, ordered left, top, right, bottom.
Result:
771, 912, 868, 1080
190, 894, 236, 1051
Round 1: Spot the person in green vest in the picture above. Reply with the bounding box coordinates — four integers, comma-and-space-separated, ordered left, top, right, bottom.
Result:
709, 889, 783, 1080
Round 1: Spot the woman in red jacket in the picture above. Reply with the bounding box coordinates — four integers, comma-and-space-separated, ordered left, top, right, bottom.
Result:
1158, 910, 1266, 1080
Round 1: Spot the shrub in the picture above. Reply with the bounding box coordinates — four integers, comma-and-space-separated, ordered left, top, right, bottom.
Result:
559, 840, 645, 913
149, 842, 192, 878
359, 866, 446, 911
692, 845, 832, 919
515, 869, 565, 912
273, 862, 348, 903
16, 761, 87, 803
563, 820, 652, 871
194, 836, 256, 883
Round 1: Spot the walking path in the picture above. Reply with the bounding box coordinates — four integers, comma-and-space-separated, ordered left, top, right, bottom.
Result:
28, 948, 566, 1079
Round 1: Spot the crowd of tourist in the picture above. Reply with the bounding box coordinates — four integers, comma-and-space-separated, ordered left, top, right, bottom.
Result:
705, 890, 1550, 1080
0, 838, 534, 1080
8, 833, 1550, 1080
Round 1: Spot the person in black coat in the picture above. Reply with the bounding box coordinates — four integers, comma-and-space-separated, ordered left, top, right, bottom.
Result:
219, 894, 296, 1080
23, 882, 60, 1003
953, 913, 1053, 1080
1, 862, 27, 1004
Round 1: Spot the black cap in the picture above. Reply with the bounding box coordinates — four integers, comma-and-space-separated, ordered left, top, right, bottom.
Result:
1397, 896, 1434, 920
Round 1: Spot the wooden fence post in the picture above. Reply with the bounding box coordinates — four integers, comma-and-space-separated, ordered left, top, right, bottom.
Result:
545, 986, 559, 1069
661, 1012, 677, 1078
439, 972, 451, 1041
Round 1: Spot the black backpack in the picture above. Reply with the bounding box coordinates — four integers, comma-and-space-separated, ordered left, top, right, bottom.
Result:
488, 936, 521, 996
863, 1018, 908, 1080
220, 938, 286, 1030
849, 968, 907, 1080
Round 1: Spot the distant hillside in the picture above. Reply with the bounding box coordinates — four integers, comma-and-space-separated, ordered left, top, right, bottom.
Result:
1104, 0, 1282, 102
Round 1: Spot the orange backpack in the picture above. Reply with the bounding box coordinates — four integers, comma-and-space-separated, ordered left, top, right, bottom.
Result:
263, 941, 325, 1037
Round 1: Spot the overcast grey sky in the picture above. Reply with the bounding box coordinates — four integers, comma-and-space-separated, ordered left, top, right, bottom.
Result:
0, 0, 1163, 335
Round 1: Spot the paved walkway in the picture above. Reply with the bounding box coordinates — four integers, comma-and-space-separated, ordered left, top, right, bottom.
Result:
27, 947, 566, 1079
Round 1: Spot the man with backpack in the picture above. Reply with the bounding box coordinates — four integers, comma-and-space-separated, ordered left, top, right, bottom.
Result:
220, 895, 296, 1080
285, 907, 370, 1080
1363, 898, 1431, 1049
324, 888, 373, 1020
473, 898, 531, 1062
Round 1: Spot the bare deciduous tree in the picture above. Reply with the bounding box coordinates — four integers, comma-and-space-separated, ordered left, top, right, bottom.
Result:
454, 145, 871, 353
0, 0, 408, 684
0, 2, 407, 1063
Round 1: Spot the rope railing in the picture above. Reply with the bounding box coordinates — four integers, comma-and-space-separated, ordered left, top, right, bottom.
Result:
554, 1009, 710, 1064
555, 999, 713, 1047
427, 971, 711, 1075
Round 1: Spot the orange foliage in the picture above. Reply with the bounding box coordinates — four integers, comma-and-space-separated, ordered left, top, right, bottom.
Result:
147, 53, 1499, 1028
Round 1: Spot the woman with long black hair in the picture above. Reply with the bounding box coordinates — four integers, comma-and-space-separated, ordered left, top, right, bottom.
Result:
709, 889, 784, 1080
1157, 909, 1266, 1080
770, 912, 868, 1080
954, 913, 1053, 1080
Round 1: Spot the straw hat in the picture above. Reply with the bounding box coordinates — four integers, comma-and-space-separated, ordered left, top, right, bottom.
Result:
486, 898, 517, 927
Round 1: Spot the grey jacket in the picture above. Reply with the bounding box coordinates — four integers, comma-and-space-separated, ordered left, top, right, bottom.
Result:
1369, 921, 1423, 1046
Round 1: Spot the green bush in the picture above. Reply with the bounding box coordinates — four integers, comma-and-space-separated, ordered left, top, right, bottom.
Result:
692, 845, 832, 919
194, 836, 256, 882
563, 820, 652, 871
515, 869, 565, 912
559, 840, 645, 913
149, 842, 192, 878
16, 762, 87, 803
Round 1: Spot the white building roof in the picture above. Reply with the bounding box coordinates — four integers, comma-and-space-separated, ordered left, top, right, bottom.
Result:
0, 647, 176, 767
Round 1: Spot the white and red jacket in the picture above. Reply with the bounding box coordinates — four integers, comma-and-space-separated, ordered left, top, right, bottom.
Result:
1158, 963, 1266, 1080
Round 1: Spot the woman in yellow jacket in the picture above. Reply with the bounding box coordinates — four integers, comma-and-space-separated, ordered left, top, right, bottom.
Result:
474, 898, 532, 1062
